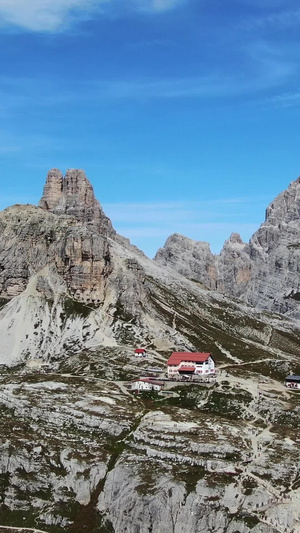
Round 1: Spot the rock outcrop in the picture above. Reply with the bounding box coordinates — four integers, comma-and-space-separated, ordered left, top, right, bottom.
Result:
39, 168, 115, 236
154, 233, 217, 289
1, 364, 300, 532
217, 233, 251, 298
0, 204, 112, 303
244, 177, 300, 315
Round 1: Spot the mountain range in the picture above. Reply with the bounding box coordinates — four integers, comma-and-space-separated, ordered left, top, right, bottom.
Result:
0, 169, 300, 533
1, 168, 300, 366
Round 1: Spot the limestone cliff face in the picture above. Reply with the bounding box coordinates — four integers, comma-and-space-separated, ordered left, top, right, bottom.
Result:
217, 233, 251, 298
245, 177, 300, 315
0, 204, 112, 302
154, 232, 250, 296
155, 177, 300, 317
0, 168, 115, 302
39, 168, 115, 236
154, 233, 217, 289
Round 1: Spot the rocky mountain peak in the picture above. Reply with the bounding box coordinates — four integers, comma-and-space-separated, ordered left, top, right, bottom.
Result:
217, 233, 251, 297
154, 176, 300, 317
39, 168, 115, 236
225, 232, 244, 245
38, 168, 63, 211
154, 233, 217, 289
265, 176, 300, 226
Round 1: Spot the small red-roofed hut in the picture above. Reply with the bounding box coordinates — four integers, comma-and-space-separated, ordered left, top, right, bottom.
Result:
134, 348, 147, 357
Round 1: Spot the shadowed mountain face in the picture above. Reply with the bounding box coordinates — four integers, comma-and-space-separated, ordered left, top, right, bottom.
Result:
1, 169, 300, 533
155, 176, 300, 318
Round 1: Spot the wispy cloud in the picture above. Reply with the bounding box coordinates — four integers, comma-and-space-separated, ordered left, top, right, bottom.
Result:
269, 92, 300, 107
242, 6, 300, 32
103, 198, 258, 224
0, 0, 185, 32
0, 0, 105, 32
2, 75, 230, 109
98, 70, 293, 100
0, 33, 297, 114
103, 198, 266, 255
245, 40, 297, 88
0, 128, 59, 155
100, 76, 233, 99
118, 223, 259, 239
95, 38, 298, 99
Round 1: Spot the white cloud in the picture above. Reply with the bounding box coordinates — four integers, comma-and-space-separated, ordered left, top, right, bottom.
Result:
0, 0, 105, 31
0, 0, 184, 32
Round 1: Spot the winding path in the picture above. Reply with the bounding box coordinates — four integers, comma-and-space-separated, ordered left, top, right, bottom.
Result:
0, 527, 49, 533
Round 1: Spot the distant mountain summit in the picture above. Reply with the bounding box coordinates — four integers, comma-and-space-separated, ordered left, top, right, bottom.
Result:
39, 168, 115, 235
154, 233, 217, 289
155, 175, 300, 318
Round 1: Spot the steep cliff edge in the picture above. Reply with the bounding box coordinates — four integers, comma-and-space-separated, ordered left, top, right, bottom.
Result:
0, 204, 112, 302
217, 232, 252, 298
245, 177, 300, 315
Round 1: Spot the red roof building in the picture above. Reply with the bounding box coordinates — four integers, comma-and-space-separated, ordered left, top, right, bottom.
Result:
134, 348, 146, 356
167, 352, 215, 378
167, 352, 211, 365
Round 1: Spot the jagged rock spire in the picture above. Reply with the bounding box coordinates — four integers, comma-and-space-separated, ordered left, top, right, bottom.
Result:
39, 168, 63, 211
39, 168, 115, 236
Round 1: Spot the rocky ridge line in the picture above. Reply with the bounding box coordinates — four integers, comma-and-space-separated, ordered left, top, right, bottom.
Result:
154, 175, 300, 317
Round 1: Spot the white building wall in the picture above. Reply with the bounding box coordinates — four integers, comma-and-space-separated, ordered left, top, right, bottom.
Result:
195, 357, 215, 374
131, 381, 152, 391
168, 357, 216, 377
131, 381, 162, 391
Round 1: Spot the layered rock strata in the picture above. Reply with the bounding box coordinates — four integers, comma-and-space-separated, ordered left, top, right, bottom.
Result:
0, 204, 112, 302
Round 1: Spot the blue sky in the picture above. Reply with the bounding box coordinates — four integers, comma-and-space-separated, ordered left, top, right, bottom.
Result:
1, 0, 300, 257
